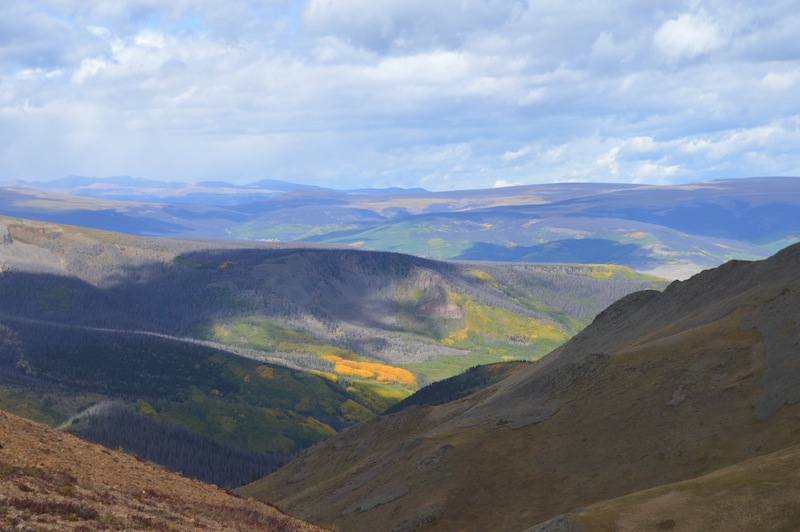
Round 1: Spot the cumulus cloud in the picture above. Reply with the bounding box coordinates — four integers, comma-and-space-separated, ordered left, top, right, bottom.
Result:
0, 1, 799, 189
502, 147, 531, 162
493, 179, 523, 188
653, 12, 727, 63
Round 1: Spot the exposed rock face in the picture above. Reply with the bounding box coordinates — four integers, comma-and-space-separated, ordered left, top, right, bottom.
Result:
1, 222, 12, 245
242, 242, 800, 532
416, 295, 464, 319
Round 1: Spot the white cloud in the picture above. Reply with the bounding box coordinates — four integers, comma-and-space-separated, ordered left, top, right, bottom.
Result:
596, 146, 621, 176
71, 57, 108, 84
541, 144, 568, 164
302, 0, 521, 51
762, 70, 800, 90
653, 12, 726, 63
1, 1, 799, 189
633, 160, 682, 180
362, 51, 471, 86
624, 136, 658, 153
493, 179, 523, 188
680, 124, 783, 160
502, 147, 531, 161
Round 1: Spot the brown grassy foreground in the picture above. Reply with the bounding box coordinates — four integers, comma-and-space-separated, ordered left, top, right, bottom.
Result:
541, 443, 800, 531
0, 409, 323, 530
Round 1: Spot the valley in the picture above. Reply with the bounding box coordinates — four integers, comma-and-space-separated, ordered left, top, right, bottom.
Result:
0, 214, 661, 489
5, 3, 799, 528
1, 177, 798, 530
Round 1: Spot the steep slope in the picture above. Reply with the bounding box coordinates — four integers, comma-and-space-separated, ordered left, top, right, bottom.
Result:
241, 242, 800, 531
0, 409, 320, 530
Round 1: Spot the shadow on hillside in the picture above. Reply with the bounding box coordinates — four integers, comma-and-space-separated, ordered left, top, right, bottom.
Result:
0, 247, 445, 337
455, 238, 645, 264
0, 207, 189, 237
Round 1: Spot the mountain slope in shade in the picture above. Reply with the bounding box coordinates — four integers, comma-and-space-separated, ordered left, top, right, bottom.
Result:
240, 242, 800, 531
0, 409, 321, 531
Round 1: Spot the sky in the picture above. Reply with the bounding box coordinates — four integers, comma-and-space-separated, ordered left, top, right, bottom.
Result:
2, 1, 800, 191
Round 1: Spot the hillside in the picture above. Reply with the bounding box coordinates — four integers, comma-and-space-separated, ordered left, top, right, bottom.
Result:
4, 176, 799, 278
530, 444, 800, 531
0, 408, 320, 530
241, 242, 800, 531
383, 361, 530, 415
0, 215, 661, 481
0, 215, 661, 380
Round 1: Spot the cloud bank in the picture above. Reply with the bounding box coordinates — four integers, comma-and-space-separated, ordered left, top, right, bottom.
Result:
1, 0, 799, 190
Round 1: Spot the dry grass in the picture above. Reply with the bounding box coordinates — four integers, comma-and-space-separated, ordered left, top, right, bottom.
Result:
0, 409, 324, 531
571, 444, 800, 531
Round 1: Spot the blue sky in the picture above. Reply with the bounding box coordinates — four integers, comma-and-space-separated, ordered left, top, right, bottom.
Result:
2, 1, 800, 190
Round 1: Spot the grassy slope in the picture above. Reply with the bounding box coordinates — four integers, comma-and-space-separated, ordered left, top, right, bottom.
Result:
546, 444, 800, 531
0, 408, 321, 530
384, 361, 530, 414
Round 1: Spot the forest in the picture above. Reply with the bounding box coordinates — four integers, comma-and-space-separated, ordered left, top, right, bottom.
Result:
64, 402, 288, 488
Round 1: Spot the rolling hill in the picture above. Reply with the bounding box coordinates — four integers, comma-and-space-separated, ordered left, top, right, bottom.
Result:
240, 241, 800, 531
4, 176, 800, 278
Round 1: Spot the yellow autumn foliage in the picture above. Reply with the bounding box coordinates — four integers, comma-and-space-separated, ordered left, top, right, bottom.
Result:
322, 355, 417, 387
443, 292, 568, 347
301, 416, 336, 436
336, 365, 375, 379
466, 269, 501, 289
309, 370, 338, 383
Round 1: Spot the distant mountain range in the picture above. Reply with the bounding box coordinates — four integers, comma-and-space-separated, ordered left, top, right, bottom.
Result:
241, 241, 800, 531
3, 176, 799, 279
